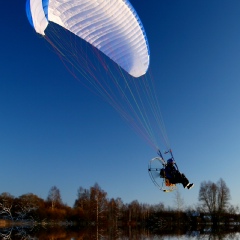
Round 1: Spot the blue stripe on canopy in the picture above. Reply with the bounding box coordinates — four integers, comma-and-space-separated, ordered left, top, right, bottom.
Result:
124, 0, 150, 57
42, 0, 49, 20
25, 0, 34, 28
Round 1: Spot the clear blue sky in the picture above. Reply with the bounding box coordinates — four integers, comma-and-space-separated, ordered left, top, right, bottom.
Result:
1, 0, 240, 209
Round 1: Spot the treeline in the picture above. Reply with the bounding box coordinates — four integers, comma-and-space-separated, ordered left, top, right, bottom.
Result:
0, 180, 239, 227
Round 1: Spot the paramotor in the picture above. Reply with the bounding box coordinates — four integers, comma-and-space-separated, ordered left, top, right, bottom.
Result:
148, 150, 177, 192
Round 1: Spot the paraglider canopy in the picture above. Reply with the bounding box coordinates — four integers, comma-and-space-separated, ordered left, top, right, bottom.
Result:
26, 0, 150, 77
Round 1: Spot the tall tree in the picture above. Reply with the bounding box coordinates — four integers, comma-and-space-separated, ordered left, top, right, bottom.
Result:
89, 183, 108, 224
47, 186, 63, 209
107, 197, 124, 226
198, 178, 230, 222
217, 178, 231, 213
141, 203, 151, 222
74, 186, 90, 209
174, 190, 184, 212
74, 186, 90, 221
128, 200, 141, 223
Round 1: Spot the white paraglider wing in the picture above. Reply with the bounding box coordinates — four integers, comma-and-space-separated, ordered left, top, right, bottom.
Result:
26, 0, 150, 77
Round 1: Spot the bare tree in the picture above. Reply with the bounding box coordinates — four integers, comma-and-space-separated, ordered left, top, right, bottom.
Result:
0, 192, 14, 220
74, 186, 90, 209
198, 178, 231, 222
89, 183, 108, 224
128, 200, 146, 224
74, 186, 91, 221
47, 186, 63, 209
217, 178, 231, 213
174, 190, 184, 212
228, 204, 239, 215
115, 197, 124, 220
199, 181, 217, 215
